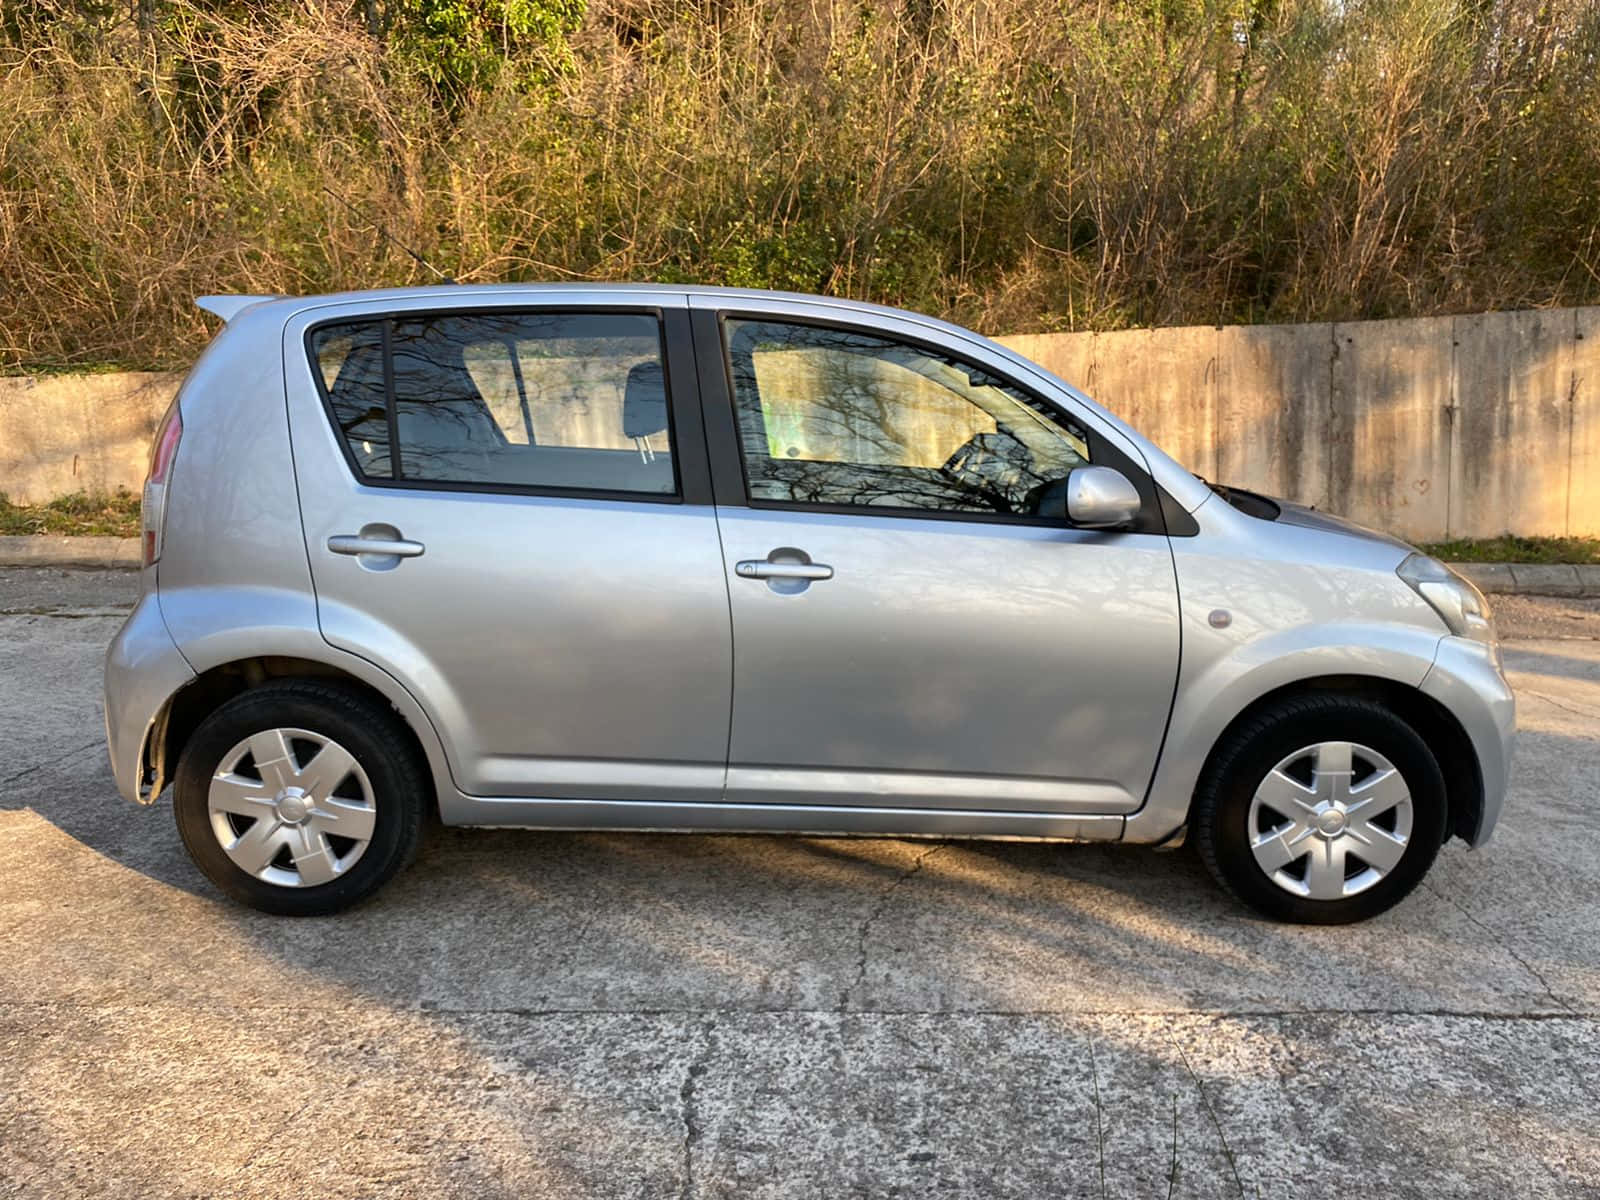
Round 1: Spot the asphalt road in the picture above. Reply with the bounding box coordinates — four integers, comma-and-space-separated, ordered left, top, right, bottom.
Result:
2, 568, 1597, 1199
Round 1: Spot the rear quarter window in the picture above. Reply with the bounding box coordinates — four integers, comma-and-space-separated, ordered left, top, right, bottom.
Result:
309, 310, 676, 496
312, 322, 393, 477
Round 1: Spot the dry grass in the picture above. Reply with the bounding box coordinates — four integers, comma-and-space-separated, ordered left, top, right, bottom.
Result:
1, 0, 1598, 370
0, 490, 141, 537
1423, 536, 1600, 566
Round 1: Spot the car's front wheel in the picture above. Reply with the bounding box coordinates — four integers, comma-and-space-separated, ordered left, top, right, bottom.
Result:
1192, 694, 1448, 924
173, 679, 426, 915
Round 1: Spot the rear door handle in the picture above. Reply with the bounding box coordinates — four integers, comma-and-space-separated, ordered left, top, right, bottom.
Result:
735, 560, 833, 581
328, 535, 425, 558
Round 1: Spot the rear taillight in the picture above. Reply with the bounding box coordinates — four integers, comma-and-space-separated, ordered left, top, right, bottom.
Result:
142, 402, 182, 567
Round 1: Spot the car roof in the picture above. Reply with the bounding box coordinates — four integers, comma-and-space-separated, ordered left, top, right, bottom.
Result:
197, 283, 936, 327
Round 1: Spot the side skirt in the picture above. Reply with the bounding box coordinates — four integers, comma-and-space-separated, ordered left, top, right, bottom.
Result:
440, 794, 1125, 841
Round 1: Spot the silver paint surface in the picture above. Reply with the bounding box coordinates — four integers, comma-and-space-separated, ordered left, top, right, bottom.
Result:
714, 506, 1179, 814
281, 293, 734, 805
103, 283, 1515, 850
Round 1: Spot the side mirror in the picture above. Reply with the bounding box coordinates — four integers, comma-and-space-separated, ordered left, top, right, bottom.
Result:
1035, 466, 1141, 528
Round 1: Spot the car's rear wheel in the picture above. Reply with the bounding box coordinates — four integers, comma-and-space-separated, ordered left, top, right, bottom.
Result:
173, 680, 426, 915
1192, 694, 1448, 924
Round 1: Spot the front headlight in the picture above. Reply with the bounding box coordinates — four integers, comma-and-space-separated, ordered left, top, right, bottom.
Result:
1397, 553, 1496, 643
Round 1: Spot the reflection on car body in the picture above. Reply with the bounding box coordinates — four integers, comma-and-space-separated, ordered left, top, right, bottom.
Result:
104, 285, 1515, 922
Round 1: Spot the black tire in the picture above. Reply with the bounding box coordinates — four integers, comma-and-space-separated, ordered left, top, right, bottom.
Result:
1192, 694, 1448, 924
173, 679, 427, 915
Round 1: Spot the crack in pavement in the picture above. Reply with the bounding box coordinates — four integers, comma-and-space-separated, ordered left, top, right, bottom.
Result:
837, 842, 949, 1013
1422, 880, 1575, 1014
0, 739, 103, 789
1088, 1034, 1108, 1200
1169, 1032, 1246, 1199
229, 1096, 317, 1180
678, 1019, 716, 1200
1418, 881, 1600, 1121
1519, 688, 1600, 721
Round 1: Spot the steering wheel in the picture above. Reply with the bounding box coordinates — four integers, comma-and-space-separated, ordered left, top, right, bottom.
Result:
940, 424, 1038, 504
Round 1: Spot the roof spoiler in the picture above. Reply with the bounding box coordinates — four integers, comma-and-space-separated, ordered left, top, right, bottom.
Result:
195, 294, 278, 322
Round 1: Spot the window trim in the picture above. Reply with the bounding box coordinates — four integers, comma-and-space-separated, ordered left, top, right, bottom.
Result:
303, 304, 694, 505
706, 309, 1171, 535
379, 317, 403, 477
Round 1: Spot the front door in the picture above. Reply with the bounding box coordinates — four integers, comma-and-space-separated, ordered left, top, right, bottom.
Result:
284, 298, 731, 804
702, 310, 1181, 814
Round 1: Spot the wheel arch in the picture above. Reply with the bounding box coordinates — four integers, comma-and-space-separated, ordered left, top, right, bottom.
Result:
153, 655, 449, 818
1190, 674, 1483, 846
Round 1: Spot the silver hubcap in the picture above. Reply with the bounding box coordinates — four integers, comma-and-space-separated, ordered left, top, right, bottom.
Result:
207, 728, 376, 888
1248, 741, 1413, 901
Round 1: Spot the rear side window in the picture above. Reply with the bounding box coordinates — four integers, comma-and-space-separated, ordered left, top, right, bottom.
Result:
309, 311, 676, 496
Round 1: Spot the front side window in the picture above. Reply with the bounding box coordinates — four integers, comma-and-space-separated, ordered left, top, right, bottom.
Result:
724, 319, 1090, 516
311, 310, 675, 495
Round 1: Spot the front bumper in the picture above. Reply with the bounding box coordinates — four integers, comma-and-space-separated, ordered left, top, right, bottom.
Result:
104, 592, 194, 803
1420, 635, 1517, 845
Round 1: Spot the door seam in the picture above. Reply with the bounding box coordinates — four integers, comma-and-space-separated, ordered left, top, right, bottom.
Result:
685, 301, 739, 798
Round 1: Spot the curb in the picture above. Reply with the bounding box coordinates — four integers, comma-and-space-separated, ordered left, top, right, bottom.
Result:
1449, 561, 1600, 598
0, 535, 141, 569
0, 537, 1596, 596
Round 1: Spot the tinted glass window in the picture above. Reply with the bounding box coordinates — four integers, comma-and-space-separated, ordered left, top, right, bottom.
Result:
312, 321, 393, 478
311, 311, 675, 495
724, 319, 1090, 515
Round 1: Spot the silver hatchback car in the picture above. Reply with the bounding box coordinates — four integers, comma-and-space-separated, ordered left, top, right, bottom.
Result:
104, 285, 1514, 923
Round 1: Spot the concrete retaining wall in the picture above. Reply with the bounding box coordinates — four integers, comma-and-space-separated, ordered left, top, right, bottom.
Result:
1, 371, 183, 506
2, 306, 1595, 541
1000, 305, 1598, 541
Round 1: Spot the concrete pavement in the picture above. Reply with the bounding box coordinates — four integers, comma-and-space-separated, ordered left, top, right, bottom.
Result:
2, 569, 1597, 1198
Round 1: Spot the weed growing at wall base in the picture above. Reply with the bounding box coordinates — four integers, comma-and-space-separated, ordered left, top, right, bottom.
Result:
1421, 537, 1600, 566
0, 491, 141, 538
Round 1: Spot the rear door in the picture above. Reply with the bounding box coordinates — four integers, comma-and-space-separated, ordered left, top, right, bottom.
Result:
694, 300, 1182, 816
283, 294, 732, 804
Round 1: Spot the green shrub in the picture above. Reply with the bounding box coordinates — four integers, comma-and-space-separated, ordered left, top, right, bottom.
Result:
389, 0, 586, 100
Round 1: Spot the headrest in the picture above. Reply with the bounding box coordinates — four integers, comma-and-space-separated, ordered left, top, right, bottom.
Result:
332, 340, 385, 393
622, 361, 668, 439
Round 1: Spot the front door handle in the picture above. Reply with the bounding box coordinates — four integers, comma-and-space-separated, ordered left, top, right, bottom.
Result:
328, 535, 425, 558
735, 560, 833, 581
735, 548, 833, 594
